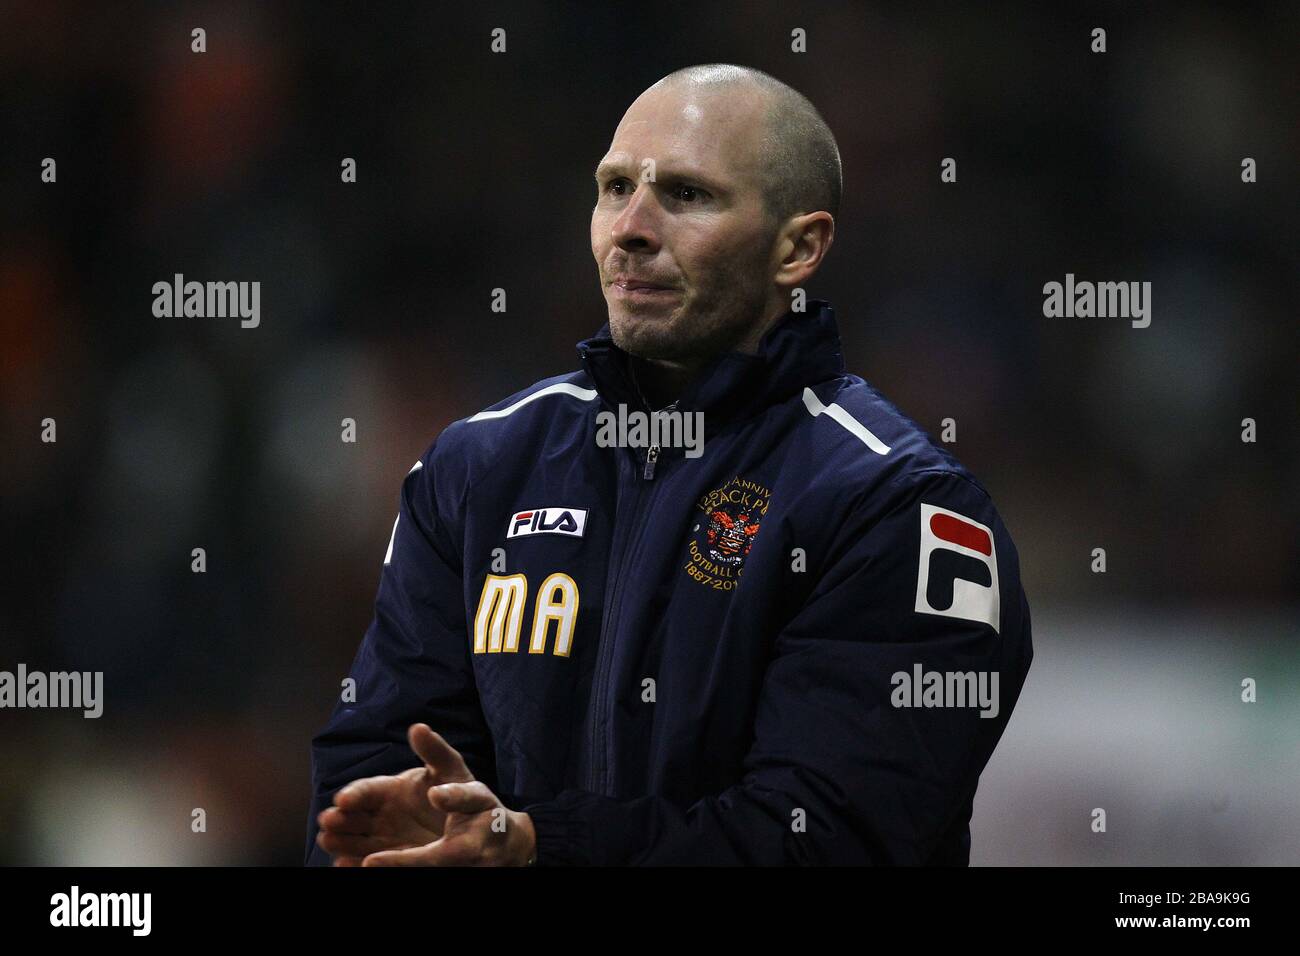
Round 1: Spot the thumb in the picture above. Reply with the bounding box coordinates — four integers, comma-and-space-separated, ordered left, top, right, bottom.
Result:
408, 723, 474, 781
427, 781, 498, 815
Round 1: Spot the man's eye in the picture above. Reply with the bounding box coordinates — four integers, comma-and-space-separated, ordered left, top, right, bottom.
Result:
675, 185, 703, 202
604, 179, 630, 196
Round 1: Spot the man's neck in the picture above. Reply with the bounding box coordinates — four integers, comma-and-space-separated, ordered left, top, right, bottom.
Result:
629, 297, 790, 409
630, 355, 701, 410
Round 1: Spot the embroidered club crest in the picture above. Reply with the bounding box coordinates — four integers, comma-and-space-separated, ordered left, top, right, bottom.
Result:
683, 476, 772, 590
704, 506, 762, 566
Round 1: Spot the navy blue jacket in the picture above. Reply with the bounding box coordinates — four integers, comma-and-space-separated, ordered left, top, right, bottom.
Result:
306, 300, 1032, 865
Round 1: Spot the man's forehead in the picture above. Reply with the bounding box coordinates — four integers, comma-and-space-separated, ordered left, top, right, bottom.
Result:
599, 88, 766, 173
618, 95, 707, 133
596, 147, 717, 176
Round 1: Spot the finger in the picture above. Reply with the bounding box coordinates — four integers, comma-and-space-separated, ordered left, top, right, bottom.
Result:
334, 779, 388, 812
317, 829, 403, 858
408, 724, 474, 781
362, 842, 450, 867
318, 806, 375, 835
427, 781, 498, 815
332, 855, 364, 867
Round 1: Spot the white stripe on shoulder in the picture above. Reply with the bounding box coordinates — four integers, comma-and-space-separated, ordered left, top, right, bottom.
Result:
467, 383, 599, 422
802, 387, 892, 455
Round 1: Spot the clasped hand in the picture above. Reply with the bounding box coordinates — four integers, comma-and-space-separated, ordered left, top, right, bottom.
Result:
316, 723, 536, 866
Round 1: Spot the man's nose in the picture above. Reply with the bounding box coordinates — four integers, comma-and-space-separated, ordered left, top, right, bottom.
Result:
610, 183, 660, 253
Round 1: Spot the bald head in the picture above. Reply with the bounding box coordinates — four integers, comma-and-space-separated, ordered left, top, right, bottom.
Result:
591, 63, 838, 386
654, 64, 842, 228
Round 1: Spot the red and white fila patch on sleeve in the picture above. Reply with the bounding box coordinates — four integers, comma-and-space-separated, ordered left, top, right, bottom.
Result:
914, 503, 1001, 633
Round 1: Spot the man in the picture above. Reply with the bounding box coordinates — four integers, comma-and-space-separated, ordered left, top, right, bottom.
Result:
307, 63, 1032, 866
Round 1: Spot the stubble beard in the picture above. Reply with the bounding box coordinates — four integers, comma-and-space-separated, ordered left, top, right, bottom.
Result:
606, 253, 772, 365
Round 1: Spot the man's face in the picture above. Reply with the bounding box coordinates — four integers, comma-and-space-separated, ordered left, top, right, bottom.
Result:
591, 82, 780, 363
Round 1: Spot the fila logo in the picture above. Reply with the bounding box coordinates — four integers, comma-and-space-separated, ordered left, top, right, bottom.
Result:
914, 503, 1000, 633
507, 507, 588, 539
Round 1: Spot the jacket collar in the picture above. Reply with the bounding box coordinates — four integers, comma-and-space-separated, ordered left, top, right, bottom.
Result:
577, 299, 845, 436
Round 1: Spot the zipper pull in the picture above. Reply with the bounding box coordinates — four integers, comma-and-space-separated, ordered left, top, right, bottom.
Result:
643, 444, 660, 480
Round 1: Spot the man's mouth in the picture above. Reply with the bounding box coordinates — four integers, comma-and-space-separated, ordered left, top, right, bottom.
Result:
612, 277, 680, 298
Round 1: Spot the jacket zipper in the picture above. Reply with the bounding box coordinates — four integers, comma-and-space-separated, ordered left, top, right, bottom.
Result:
641, 399, 676, 480
588, 401, 676, 792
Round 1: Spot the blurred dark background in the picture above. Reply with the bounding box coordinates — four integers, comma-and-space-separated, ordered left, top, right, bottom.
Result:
1, 1, 1296, 864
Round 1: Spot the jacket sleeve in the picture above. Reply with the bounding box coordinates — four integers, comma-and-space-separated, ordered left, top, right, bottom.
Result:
521, 468, 1033, 865
304, 445, 500, 866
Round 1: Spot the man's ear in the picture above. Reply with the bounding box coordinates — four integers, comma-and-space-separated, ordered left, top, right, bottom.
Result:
774, 211, 834, 289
